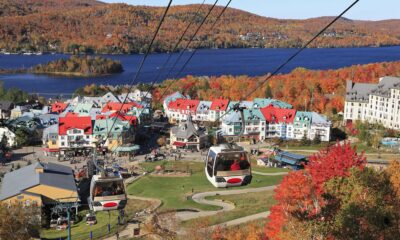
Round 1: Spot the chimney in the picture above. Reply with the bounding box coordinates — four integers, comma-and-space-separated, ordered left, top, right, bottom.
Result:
35, 162, 44, 174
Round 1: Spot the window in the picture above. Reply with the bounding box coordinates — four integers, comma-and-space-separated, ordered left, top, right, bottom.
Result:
93, 180, 125, 197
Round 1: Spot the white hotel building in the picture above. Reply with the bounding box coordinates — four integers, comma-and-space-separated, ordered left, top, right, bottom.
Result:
344, 77, 400, 130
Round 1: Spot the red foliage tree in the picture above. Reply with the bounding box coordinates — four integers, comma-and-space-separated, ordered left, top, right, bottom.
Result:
265, 142, 366, 240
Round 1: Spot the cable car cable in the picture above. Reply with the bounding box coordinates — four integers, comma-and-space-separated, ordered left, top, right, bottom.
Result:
103, 0, 174, 145
213, 0, 360, 125
157, 0, 233, 103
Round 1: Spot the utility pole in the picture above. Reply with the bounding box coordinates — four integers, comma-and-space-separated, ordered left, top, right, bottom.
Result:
67, 208, 71, 240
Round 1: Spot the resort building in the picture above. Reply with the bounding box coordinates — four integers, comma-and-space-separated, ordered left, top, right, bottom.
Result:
164, 92, 331, 142
344, 77, 400, 130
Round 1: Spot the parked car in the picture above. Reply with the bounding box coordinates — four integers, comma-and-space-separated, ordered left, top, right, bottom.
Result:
144, 154, 166, 162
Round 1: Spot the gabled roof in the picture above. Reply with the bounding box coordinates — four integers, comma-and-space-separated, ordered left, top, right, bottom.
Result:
163, 92, 187, 106
260, 105, 296, 124
43, 124, 59, 139
73, 103, 93, 115
102, 102, 143, 113
253, 98, 292, 109
222, 111, 242, 125
197, 101, 212, 112
294, 111, 312, 124
210, 99, 229, 111
168, 99, 199, 112
227, 101, 253, 111
102, 92, 119, 103
311, 112, 331, 126
59, 116, 92, 135
0, 101, 14, 111
243, 109, 265, 121
171, 118, 205, 139
36, 113, 59, 124
0, 162, 77, 201
93, 118, 130, 134
346, 77, 400, 102
51, 102, 68, 113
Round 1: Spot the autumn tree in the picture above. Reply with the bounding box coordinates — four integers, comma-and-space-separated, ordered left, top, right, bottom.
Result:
266, 142, 367, 240
323, 167, 400, 239
387, 160, 400, 199
157, 136, 167, 147
0, 203, 41, 239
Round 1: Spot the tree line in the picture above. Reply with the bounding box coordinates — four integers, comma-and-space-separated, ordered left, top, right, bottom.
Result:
152, 61, 400, 116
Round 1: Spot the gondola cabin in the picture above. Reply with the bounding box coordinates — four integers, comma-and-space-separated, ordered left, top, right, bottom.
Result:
88, 175, 127, 212
205, 144, 252, 188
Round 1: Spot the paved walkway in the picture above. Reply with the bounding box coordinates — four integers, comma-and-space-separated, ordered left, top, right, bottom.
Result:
176, 185, 277, 221
252, 171, 288, 176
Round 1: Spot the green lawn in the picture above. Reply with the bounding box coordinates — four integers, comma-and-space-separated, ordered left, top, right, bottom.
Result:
250, 158, 291, 173
40, 199, 151, 240
40, 210, 119, 240
182, 190, 276, 227
252, 165, 291, 173
128, 161, 284, 212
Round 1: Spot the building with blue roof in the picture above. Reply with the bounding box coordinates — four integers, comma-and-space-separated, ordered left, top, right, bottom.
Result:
253, 98, 293, 109
310, 112, 331, 142
293, 111, 312, 140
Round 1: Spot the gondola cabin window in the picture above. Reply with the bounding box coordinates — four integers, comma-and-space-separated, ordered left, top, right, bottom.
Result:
214, 152, 250, 176
93, 180, 124, 197
207, 150, 217, 176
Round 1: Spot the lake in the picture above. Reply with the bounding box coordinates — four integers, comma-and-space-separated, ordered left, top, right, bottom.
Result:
0, 47, 400, 97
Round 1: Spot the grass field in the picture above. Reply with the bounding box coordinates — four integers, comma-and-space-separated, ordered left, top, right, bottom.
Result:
127, 161, 284, 211
182, 189, 275, 227
40, 210, 119, 240
40, 199, 151, 240
250, 158, 291, 173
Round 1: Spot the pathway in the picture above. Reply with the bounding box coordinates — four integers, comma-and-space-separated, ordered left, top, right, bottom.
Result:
252, 171, 288, 176
176, 185, 277, 221
105, 171, 286, 239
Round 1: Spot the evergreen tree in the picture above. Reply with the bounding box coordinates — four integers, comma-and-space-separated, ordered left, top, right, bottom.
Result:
0, 133, 8, 153
265, 85, 273, 98
300, 130, 311, 146
312, 134, 321, 145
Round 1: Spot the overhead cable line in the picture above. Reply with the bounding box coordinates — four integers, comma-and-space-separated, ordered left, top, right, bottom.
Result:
103, 0, 173, 144
110, 0, 208, 154
112, 0, 227, 154
156, 0, 233, 104
214, 0, 360, 123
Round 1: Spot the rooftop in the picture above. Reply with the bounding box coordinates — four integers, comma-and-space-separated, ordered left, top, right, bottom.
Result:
0, 162, 77, 201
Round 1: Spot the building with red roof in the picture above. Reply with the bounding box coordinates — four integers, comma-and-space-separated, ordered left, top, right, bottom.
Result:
51, 102, 68, 114
260, 105, 297, 139
102, 102, 143, 113
209, 99, 230, 121
260, 105, 296, 124
58, 116, 94, 155
210, 99, 229, 111
167, 99, 200, 123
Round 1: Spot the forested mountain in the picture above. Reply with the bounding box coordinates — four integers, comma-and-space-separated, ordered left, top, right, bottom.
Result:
1, 0, 400, 54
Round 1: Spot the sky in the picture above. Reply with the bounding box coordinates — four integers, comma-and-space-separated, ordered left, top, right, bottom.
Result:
102, 0, 398, 21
